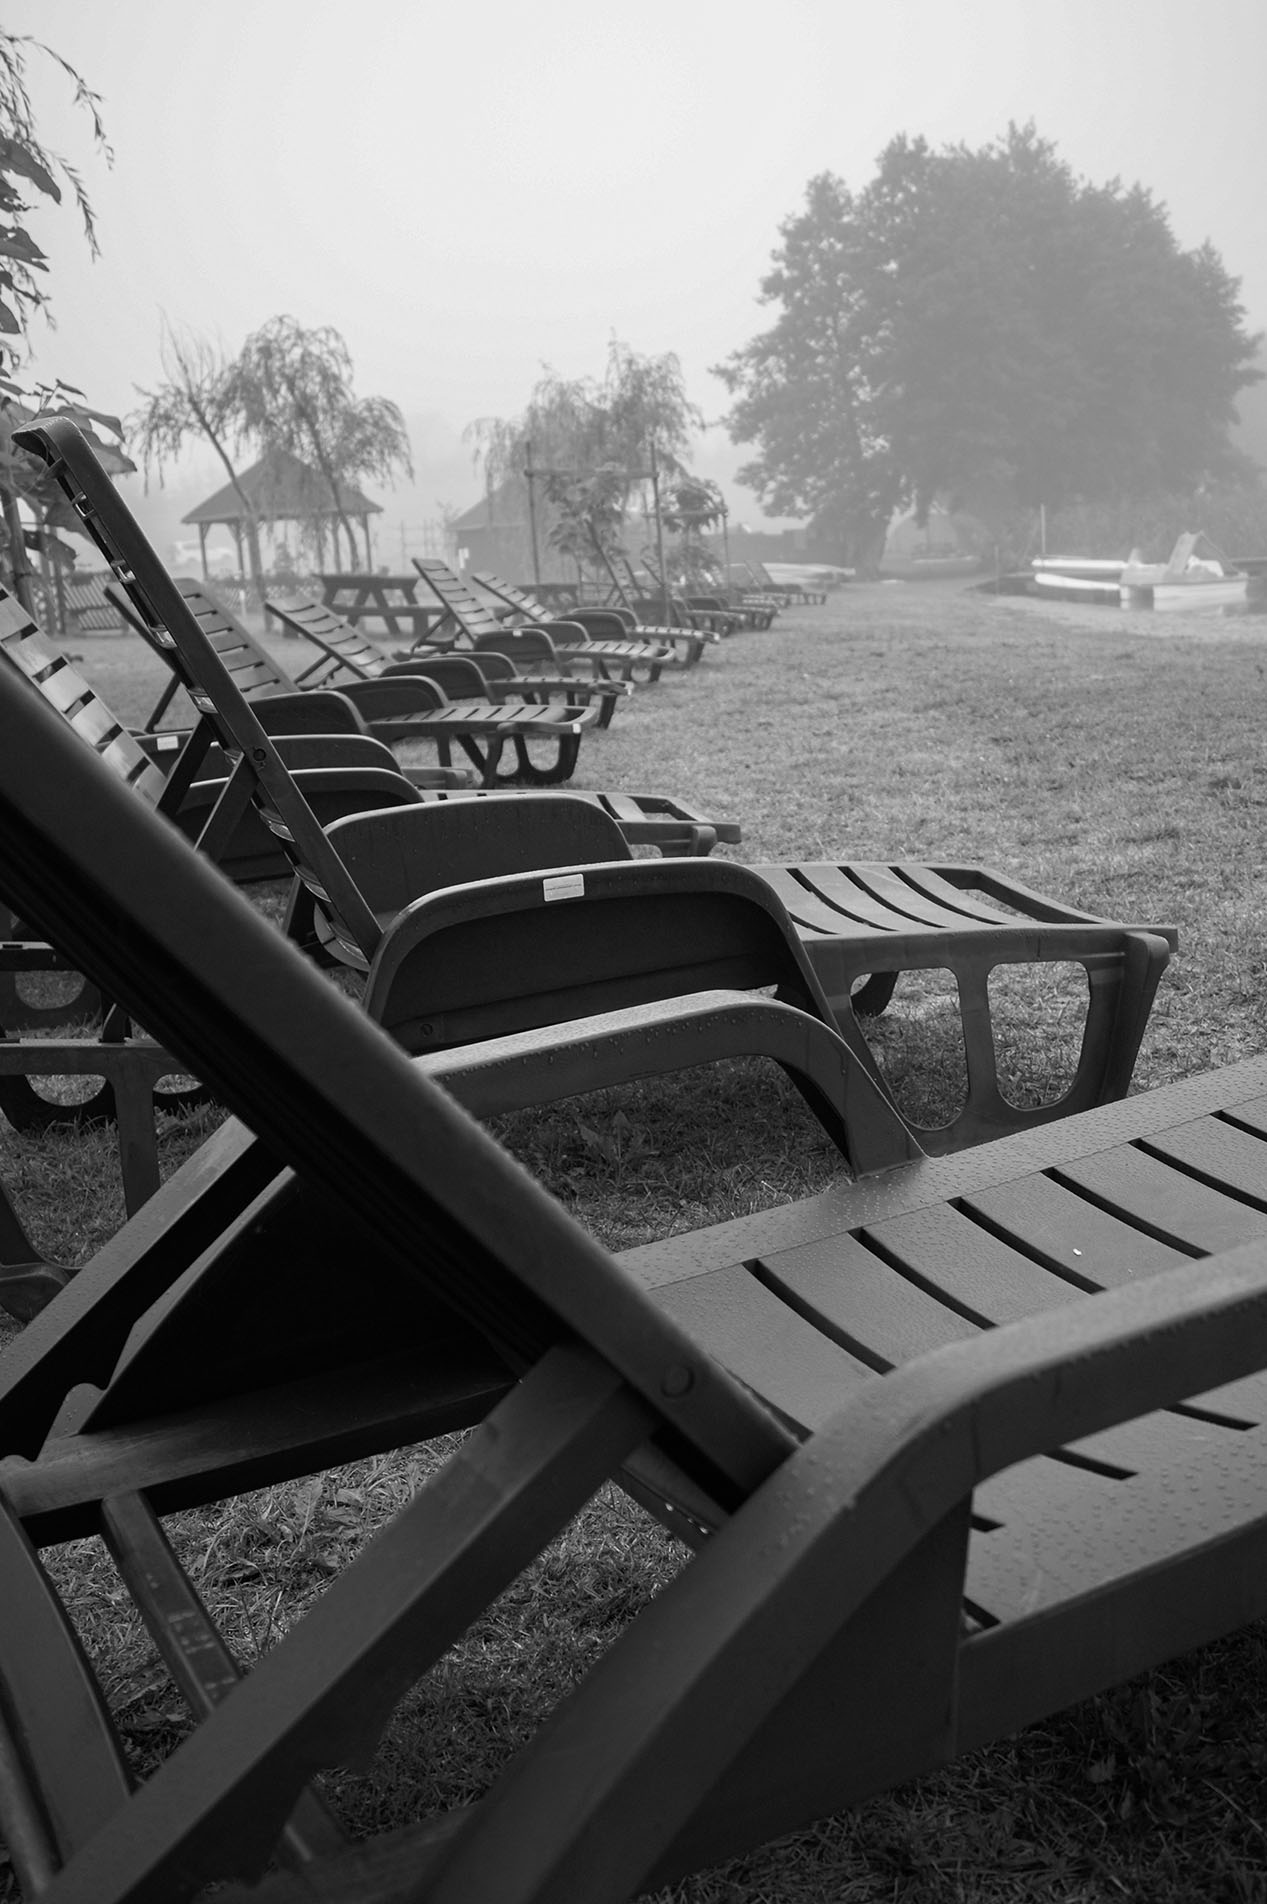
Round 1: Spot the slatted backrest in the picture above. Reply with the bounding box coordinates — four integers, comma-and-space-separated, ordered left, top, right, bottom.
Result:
171, 582, 300, 699
413, 557, 511, 637
0, 590, 170, 807
0, 641, 795, 1501
23, 424, 385, 964
472, 571, 543, 619
264, 597, 390, 682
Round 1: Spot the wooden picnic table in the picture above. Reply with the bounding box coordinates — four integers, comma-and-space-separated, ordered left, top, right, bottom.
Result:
318, 572, 444, 643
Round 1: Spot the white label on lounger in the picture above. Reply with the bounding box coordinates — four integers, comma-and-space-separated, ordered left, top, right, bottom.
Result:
543, 873, 586, 903
155, 733, 181, 751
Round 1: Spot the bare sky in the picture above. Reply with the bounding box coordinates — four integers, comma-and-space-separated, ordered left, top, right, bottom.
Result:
10, 0, 1267, 549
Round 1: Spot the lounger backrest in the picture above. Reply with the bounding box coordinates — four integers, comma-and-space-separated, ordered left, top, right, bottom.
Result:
0, 648, 795, 1502
21, 421, 384, 963
264, 597, 391, 681
471, 573, 541, 618
171, 581, 303, 699
0, 590, 170, 806
413, 558, 512, 637
346, 850, 855, 1055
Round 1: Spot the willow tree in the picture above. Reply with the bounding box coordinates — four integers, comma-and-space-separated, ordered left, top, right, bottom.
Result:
226, 316, 413, 568
131, 323, 265, 589
468, 339, 703, 580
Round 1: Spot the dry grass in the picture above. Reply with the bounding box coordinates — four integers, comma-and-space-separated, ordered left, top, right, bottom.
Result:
4, 581, 1267, 1900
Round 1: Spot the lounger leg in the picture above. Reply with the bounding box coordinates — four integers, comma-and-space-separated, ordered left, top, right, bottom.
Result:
502, 738, 576, 786
457, 735, 506, 785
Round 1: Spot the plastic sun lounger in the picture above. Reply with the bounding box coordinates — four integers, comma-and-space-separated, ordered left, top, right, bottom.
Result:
142, 586, 736, 856
263, 593, 636, 729
616, 549, 749, 635
249, 590, 744, 853
19, 421, 1178, 1158
110, 579, 603, 789
413, 557, 704, 679
3, 623, 1267, 1902
479, 562, 727, 654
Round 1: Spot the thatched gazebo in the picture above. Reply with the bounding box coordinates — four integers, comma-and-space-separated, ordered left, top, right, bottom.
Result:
181, 447, 381, 578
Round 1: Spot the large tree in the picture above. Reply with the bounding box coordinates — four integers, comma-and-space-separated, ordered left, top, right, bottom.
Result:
717, 127, 1262, 568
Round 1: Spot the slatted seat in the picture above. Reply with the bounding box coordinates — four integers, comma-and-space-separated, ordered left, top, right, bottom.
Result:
1, 592, 1267, 1902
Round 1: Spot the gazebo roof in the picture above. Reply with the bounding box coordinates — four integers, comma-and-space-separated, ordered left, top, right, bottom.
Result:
182, 447, 381, 527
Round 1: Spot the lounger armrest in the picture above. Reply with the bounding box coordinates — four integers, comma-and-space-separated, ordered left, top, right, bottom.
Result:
268, 733, 405, 776
418, 988, 920, 1176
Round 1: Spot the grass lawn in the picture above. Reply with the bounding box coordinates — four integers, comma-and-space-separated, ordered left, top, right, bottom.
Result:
3, 580, 1267, 1900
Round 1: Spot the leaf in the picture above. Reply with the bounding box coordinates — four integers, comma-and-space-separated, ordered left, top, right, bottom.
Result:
0, 228, 46, 266
0, 137, 61, 203
0, 297, 21, 335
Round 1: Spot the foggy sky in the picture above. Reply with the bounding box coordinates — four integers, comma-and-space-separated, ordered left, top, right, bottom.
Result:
10, 0, 1267, 551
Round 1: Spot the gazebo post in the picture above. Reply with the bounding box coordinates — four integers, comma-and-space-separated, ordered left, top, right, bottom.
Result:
198, 524, 209, 581
231, 521, 245, 582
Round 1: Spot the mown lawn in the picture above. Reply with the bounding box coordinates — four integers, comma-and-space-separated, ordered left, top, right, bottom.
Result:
3, 580, 1267, 1902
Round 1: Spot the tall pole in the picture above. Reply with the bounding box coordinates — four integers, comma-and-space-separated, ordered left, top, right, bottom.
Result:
525, 438, 542, 586
649, 438, 669, 620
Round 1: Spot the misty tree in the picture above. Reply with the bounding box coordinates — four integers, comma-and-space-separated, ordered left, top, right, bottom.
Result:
715, 170, 905, 573
468, 339, 703, 578
226, 316, 413, 568
660, 475, 728, 586
718, 126, 1262, 569
0, 28, 120, 607
131, 323, 265, 588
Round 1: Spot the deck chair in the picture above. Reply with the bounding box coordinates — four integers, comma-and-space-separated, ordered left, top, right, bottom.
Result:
5, 597, 1267, 1902
481, 561, 727, 655
257, 594, 747, 852
119, 584, 733, 853
472, 555, 716, 662
621, 548, 749, 635
414, 557, 703, 680
111, 580, 602, 788
264, 593, 635, 728
19, 421, 1178, 1155
760, 559, 828, 603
